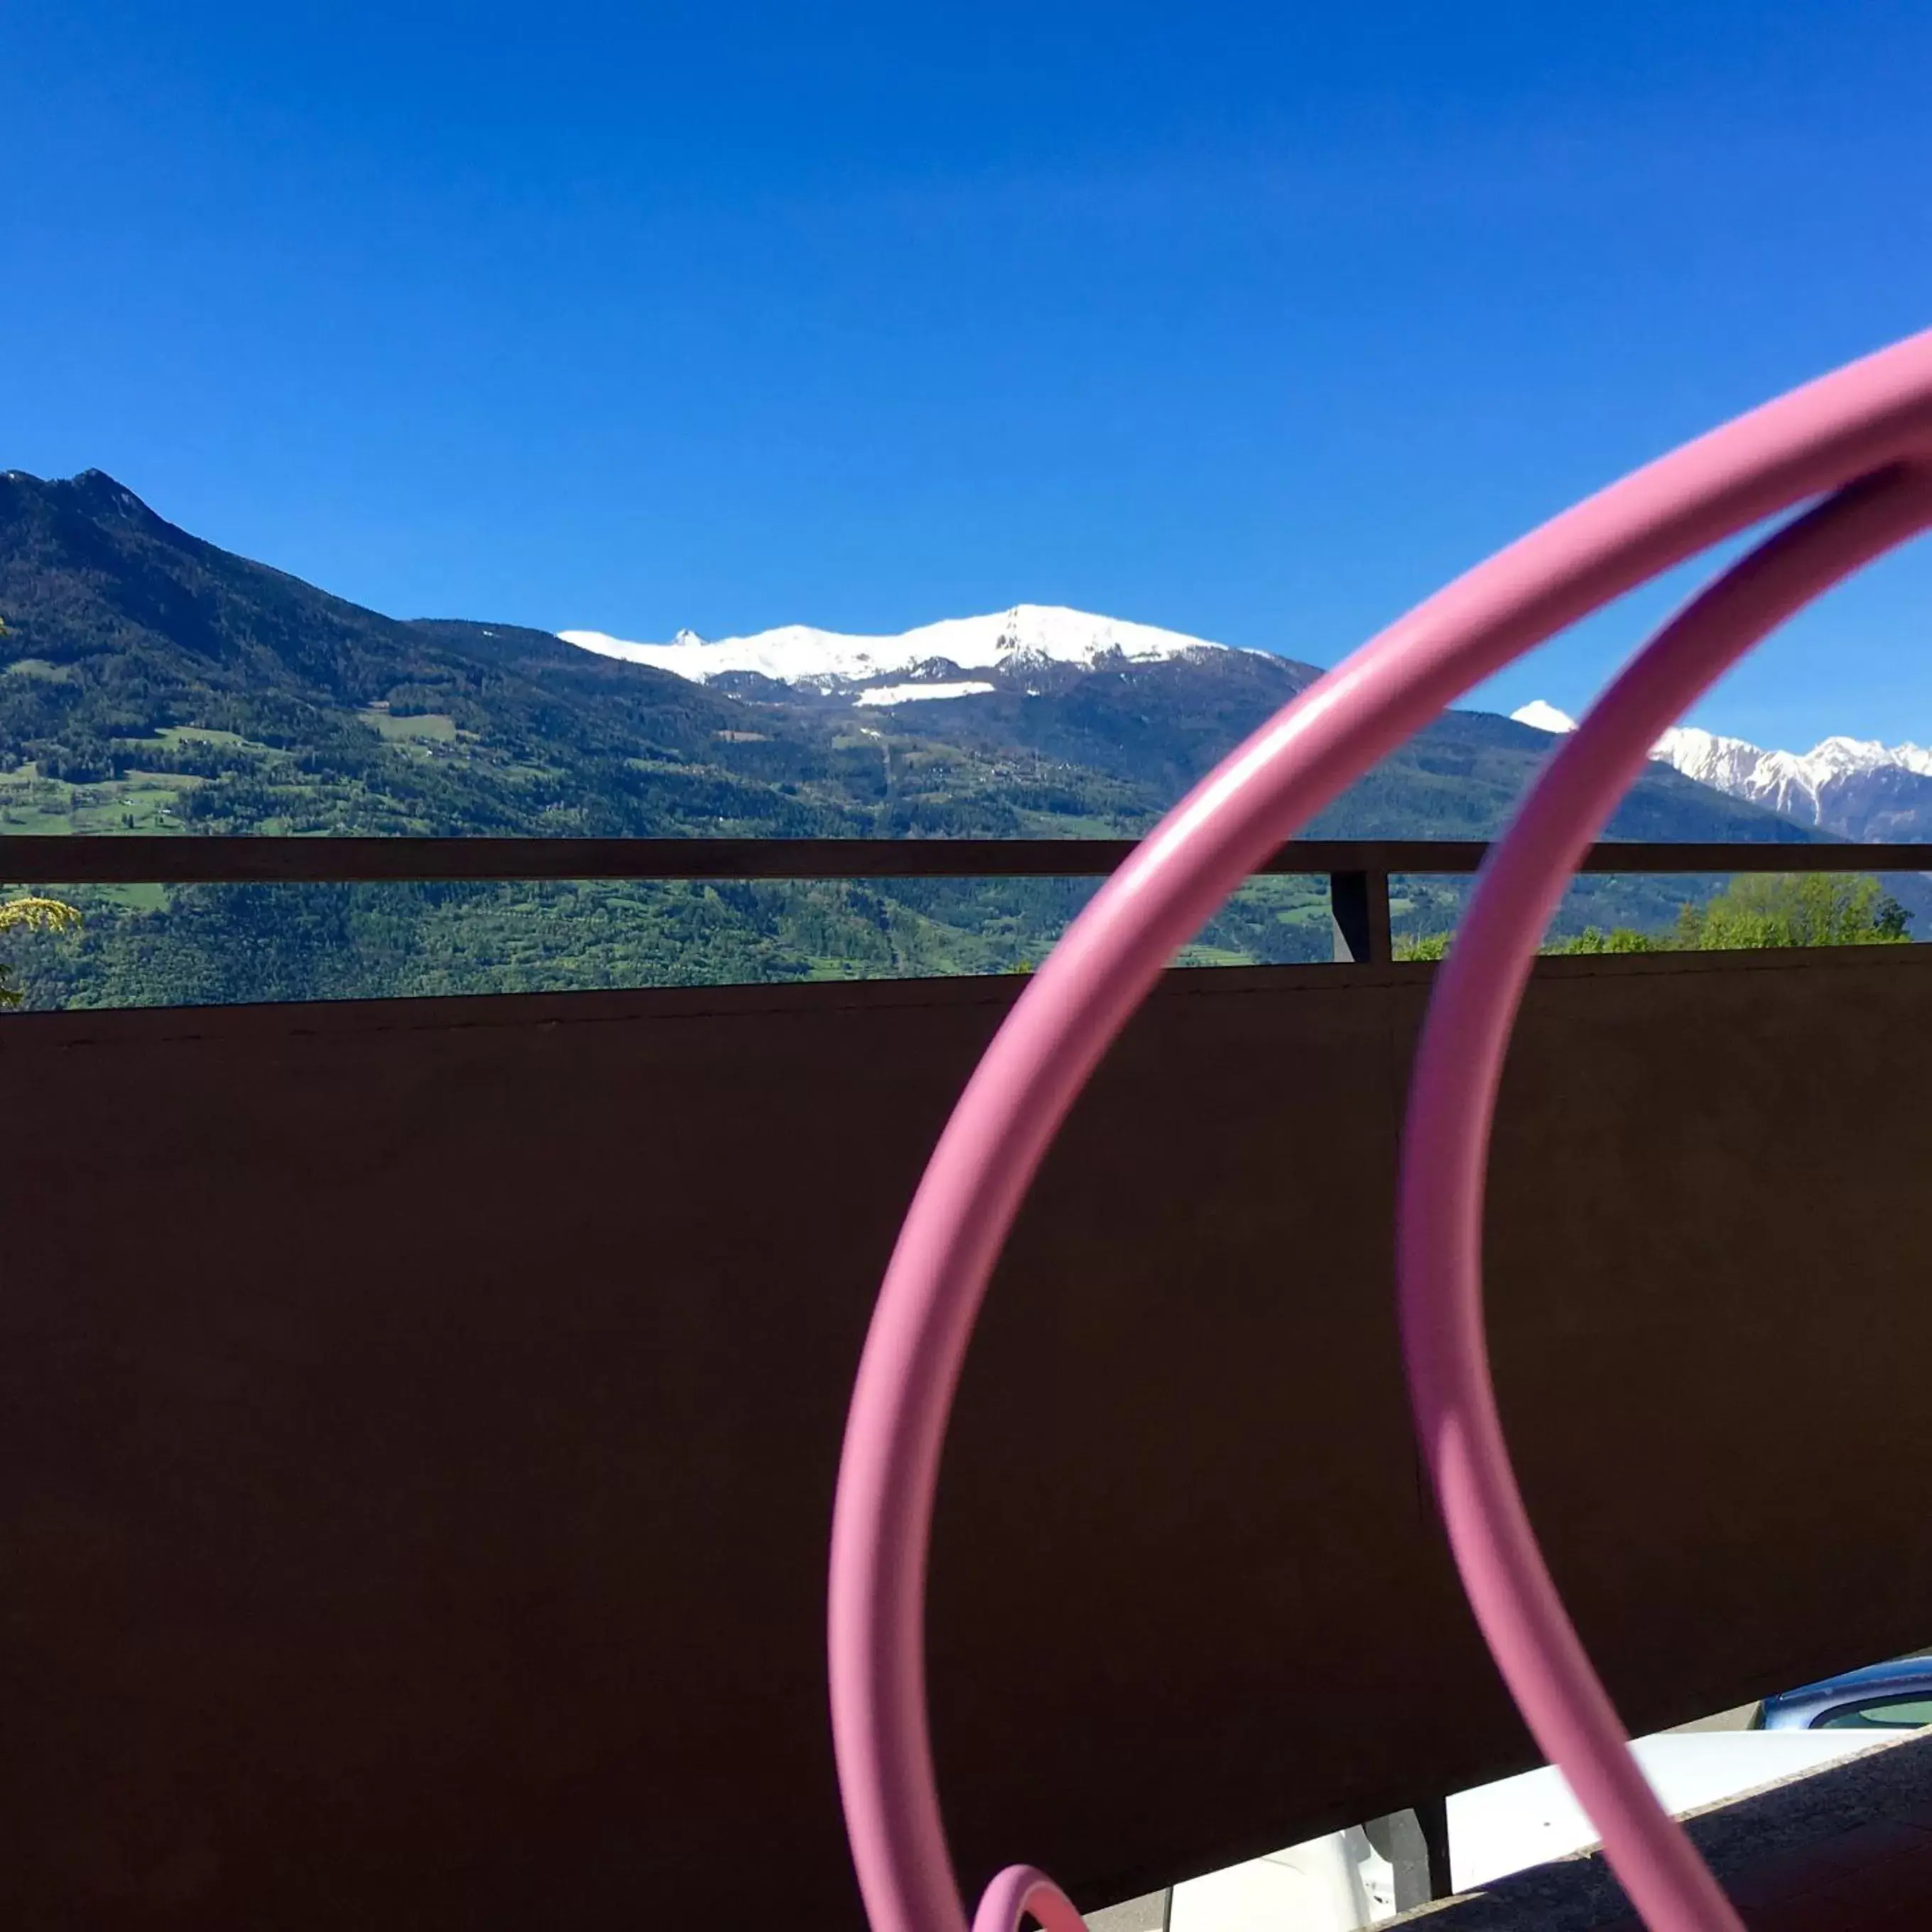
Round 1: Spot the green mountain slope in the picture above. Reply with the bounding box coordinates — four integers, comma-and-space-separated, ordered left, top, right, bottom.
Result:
867, 651, 1813, 842
0, 470, 889, 835
0, 467, 1838, 1007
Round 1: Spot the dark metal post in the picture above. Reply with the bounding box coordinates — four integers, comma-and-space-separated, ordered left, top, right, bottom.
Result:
1363, 1801, 1453, 1909
1330, 869, 1393, 964
1415, 1796, 1452, 1901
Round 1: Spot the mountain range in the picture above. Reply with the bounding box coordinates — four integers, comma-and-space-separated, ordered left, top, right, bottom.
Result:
1512, 701, 1932, 844
0, 467, 1845, 1009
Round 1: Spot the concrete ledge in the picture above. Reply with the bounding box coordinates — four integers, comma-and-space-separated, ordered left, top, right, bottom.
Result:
1396, 1731, 1932, 1928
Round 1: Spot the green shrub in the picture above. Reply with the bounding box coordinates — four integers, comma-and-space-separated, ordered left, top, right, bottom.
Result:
1394, 873, 1910, 962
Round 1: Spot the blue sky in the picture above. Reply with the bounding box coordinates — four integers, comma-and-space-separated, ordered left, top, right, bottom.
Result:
7, 0, 1932, 750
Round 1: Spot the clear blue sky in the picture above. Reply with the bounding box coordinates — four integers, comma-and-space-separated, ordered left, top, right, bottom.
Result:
8, 1, 1932, 750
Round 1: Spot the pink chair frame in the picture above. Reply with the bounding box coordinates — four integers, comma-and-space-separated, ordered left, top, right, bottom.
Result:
829, 332, 1932, 1932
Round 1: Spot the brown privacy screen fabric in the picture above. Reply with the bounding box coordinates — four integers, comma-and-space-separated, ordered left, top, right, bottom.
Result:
0, 948, 1926, 1927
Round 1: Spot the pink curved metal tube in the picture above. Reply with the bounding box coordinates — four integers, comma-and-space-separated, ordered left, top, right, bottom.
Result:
969, 1867, 1088, 1932
1398, 459, 1932, 1932
829, 330, 1932, 1932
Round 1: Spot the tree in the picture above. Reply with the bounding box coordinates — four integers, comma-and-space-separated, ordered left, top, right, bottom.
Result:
0, 896, 81, 1006
1675, 873, 1911, 950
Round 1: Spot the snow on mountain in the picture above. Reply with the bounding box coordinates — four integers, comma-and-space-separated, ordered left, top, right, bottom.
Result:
1514, 699, 1932, 841
1652, 727, 1932, 836
556, 604, 1246, 693
1653, 727, 1832, 815
1509, 700, 1578, 734
1808, 735, 1932, 779
852, 680, 998, 707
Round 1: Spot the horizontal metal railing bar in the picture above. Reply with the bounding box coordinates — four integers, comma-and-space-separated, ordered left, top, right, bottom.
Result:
0, 835, 1928, 885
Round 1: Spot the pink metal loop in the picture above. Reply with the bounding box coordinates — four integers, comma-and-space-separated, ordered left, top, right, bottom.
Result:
970, 1866, 1088, 1932
1399, 460, 1932, 1932
829, 332, 1932, 1932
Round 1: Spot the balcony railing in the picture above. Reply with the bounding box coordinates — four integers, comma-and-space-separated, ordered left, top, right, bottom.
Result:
4, 833, 1928, 966
0, 885, 1928, 1926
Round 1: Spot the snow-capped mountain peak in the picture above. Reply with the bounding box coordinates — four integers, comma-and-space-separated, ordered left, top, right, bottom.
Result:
1652, 724, 1794, 796
1803, 734, 1932, 778
556, 603, 1249, 698
1509, 700, 1578, 734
